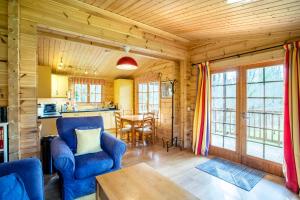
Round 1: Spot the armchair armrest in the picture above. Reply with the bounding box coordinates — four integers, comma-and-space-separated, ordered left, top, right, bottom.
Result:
51, 137, 75, 180
101, 132, 126, 169
0, 158, 44, 200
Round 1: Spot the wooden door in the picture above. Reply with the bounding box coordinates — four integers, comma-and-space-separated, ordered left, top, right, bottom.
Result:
209, 62, 284, 176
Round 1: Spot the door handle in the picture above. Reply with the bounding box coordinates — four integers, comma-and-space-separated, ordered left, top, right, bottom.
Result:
241, 112, 249, 120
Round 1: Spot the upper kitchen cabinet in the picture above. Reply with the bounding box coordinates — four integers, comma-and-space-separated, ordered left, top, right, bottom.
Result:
114, 79, 133, 114
38, 66, 51, 98
51, 74, 69, 98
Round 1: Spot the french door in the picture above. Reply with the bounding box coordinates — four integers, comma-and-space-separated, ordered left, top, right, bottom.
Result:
210, 62, 284, 175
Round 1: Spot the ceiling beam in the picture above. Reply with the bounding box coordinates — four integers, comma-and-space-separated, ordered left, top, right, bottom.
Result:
38, 29, 170, 61
53, 0, 190, 44
21, 0, 188, 61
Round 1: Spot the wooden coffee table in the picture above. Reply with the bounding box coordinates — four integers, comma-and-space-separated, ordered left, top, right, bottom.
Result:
96, 163, 199, 200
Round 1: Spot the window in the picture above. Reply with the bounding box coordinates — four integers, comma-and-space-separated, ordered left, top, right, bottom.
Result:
75, 83, 88, 102
90, 84, 102, 103
246, 65, 284, 163
138, 82, 160, 113
211, 71, 237, 151
74, 83, 102, 103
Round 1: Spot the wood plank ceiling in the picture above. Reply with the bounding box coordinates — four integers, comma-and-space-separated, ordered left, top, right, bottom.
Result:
79, 0, 300, 41
38, 35, 168, 78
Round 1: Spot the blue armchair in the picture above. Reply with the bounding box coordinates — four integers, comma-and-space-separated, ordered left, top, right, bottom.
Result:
51, 116, 126, 200
0, 158, 44, 200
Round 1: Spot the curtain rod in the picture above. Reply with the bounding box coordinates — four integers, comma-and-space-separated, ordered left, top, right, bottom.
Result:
191, 43, 284, 66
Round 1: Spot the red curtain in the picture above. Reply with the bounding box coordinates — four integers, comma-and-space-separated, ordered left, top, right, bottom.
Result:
283, 41, 300, 194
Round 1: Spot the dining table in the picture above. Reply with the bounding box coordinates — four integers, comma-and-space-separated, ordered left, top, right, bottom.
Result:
120, 114, 144, 146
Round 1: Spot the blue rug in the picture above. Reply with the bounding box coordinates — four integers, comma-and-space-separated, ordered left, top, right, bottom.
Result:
196, 157, 265, 191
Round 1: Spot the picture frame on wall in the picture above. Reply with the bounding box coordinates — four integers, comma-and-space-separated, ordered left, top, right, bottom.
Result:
161, 81, 172, 99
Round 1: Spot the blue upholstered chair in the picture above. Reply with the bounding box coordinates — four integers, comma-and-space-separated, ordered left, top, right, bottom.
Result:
0, 158, 44, 200
51, 116, 127, 200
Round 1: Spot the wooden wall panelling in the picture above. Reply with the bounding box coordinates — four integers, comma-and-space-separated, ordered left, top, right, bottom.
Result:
185, 65, 197, 149
0, 0, 7, 107
8, 0, 20, 160
101, 79, 114, 103
179, 59, 188, 148
20, 0, 188, 61
0, 61, 8, 106
190, 35, 300, 64
19, 18, 38, 158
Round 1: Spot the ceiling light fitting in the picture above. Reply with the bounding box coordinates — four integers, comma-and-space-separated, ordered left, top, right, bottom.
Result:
116, 46, 138, 70
58, 57, 64, 70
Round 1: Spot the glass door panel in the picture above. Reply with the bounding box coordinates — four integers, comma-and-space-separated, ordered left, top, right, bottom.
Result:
246, 65, 284, 163
211, 71, 237, 151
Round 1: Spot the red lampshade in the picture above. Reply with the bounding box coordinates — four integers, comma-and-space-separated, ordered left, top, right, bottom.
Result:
116, 56, 138, 70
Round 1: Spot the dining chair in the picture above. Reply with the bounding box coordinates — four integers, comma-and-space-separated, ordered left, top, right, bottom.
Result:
135, 112, 155, 145
114, 111, 131, 142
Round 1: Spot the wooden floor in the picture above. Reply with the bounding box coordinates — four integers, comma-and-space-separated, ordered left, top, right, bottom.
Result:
45, 144, 299, 200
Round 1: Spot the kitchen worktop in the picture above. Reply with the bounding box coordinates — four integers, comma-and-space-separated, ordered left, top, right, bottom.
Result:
38, 108, 118, 119
60, 108, 117, 113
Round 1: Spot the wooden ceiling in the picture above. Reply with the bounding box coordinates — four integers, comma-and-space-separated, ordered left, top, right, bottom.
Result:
79, 0, 300, 41
38, 35, 168, 78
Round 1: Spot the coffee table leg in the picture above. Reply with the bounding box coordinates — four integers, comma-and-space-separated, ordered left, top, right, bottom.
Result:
96, 183, 100, 200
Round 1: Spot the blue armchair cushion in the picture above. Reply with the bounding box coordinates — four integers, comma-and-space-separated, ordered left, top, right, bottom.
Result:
0, 173, 30, 200
56, 116, 104, 153
74, 151, 114, 179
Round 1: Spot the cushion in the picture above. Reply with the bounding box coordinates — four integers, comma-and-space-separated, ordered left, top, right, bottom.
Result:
75, 128, 102, 156
74, 151, 114, 179
0, 173, 30, 200
56, 116, 104, 153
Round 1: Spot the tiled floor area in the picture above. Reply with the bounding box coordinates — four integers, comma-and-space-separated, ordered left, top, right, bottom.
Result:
45, 144, 299, 200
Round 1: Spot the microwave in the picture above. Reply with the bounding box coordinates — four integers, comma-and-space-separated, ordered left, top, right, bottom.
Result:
43, 104, 57, 115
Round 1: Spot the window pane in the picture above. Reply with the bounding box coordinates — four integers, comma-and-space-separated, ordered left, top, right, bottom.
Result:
212, 98, 224, 109
247, 68, 263, 83
265, 82, 283, 97
212, 73, 223, 86
247, 98, 264, 111
211, 134, 223, 148
96, 85, 101, 93
90, 94, 95, 102
224, 137, 236, 151
154, 93, 159, 104
90, 85, 95, 92
225, 98, 235, 110
226, 85, 236, 97
96, 94, 101, 102
247, 83, 264, 97
265, 99, 283, 112
212, 86, 223, 97
265, 65, 283, 81
142, 84, 147, 92
139, 84, 143, 91
225, 71, 236, 84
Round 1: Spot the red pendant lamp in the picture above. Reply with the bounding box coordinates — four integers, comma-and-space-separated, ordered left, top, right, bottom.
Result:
116, 46, 138, 70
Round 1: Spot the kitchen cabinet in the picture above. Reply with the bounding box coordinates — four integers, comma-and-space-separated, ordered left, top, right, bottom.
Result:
61, 111, 116, 130
38, 66, 51, 98
114, 79, 133, 113
51, 74, 69, 98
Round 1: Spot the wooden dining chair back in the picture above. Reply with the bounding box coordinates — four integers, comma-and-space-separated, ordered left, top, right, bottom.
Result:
114, 111, 131, 141
135, 112, 155, 145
